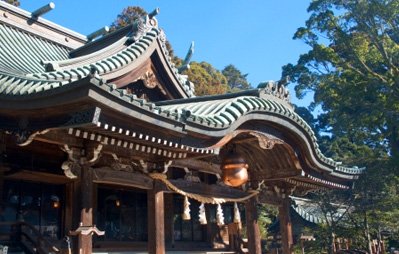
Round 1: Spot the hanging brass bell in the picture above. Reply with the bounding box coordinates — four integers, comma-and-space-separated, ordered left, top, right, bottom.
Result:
221, 151, 248, 187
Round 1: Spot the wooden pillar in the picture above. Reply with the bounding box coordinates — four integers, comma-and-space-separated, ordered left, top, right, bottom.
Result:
79, 165, 94, 254
279, 198, 293, 254
0, 170, 4, 203
148, 181, 165, 254
245, 197, 262, 254
164, 193, 174, 248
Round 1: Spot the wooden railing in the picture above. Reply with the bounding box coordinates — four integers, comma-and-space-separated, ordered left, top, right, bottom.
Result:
0, 221, 61, 254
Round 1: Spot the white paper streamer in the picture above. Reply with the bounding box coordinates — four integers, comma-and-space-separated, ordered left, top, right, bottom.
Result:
199, 203, 207, 225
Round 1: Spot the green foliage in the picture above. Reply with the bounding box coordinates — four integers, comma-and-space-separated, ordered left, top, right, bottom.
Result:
110, 6, 175, 58
222, 64, 251, 92
184, 61, 229, 96
110, 6, 147, 31
285, 0, 399, 251
282, 0, 399, 161
2, 0, 19, 6
110, 6, 253, 96
257, 203, 278, 239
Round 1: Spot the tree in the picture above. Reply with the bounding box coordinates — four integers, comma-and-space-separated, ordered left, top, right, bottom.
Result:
110, 6, 147, 31
2, 0, 19, 6
282, 0, 399, 161
283, 0, 399, 251
185, 61, 229, 96
222, 64, 251, 92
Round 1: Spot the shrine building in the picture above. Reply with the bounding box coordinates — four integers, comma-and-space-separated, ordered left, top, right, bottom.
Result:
0, 2, 363, 254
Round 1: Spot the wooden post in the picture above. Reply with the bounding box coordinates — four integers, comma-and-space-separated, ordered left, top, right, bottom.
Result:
245, 197, 262, 254
79, 165, 94, 254
148, 181, 165, 254
279, 198, 293, 254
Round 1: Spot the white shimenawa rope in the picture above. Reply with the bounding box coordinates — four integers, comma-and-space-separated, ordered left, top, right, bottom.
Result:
149, 173, 259, 204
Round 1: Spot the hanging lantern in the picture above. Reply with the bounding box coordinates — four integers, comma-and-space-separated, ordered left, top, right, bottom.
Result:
221, 149, 248, 187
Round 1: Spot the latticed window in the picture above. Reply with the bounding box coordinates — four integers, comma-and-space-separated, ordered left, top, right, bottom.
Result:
96, 187, 148, 241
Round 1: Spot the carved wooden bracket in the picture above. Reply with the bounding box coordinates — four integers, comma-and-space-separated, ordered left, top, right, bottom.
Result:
69, 223, 105, 236
16, 129, 50, 147
131, 69, 160, 90
60, 144, 103, 179
249, 132, 284, 150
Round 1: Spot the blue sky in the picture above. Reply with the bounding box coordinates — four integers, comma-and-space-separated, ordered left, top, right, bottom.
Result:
20, 0, 312, 106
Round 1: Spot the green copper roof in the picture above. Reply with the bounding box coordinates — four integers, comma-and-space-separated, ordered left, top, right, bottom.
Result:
292, 197, 348, 224
0, 68, 363, 178
0, 11, 195, 98
0, 23, 70, 75
28, 28, 160, 80
157, 92, 363, 176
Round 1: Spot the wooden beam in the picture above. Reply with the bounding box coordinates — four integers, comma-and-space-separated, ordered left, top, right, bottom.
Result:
4, 170, 74, 185
147, 181, 165, 254
172, 159, 221, 175
246, 196, 262, 254
92, 167, 153, 189
35, 130, 84, 147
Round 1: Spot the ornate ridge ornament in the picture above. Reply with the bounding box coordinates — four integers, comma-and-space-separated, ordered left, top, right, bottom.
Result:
258, 79, 291, 104
130, 8, 159, 42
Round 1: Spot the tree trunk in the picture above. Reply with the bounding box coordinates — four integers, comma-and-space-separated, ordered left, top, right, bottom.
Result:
364, 212, 373, 254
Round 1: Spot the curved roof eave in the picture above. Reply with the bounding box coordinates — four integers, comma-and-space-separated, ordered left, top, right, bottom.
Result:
0, 69, 364, 180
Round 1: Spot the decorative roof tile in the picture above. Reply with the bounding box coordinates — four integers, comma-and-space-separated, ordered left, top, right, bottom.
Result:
0, 23, 70, 75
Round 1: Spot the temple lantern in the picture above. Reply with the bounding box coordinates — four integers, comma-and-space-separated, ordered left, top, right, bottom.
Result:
221, 149, 249, 187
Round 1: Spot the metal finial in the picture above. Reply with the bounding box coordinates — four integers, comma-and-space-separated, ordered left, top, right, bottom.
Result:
87, 26, 110, 41
148, 8, 160, 19
31, 2, 55, 18
178, 41, 195, 73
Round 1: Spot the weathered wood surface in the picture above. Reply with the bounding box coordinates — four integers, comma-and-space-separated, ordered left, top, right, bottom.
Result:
79, 165, 94, 254
245, 197, 262, 254
279, 198, 294, 254
4, 170, 73, 184
172, 159, 221, 175
92, 167, 153, 189
147, 181, 165, 254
